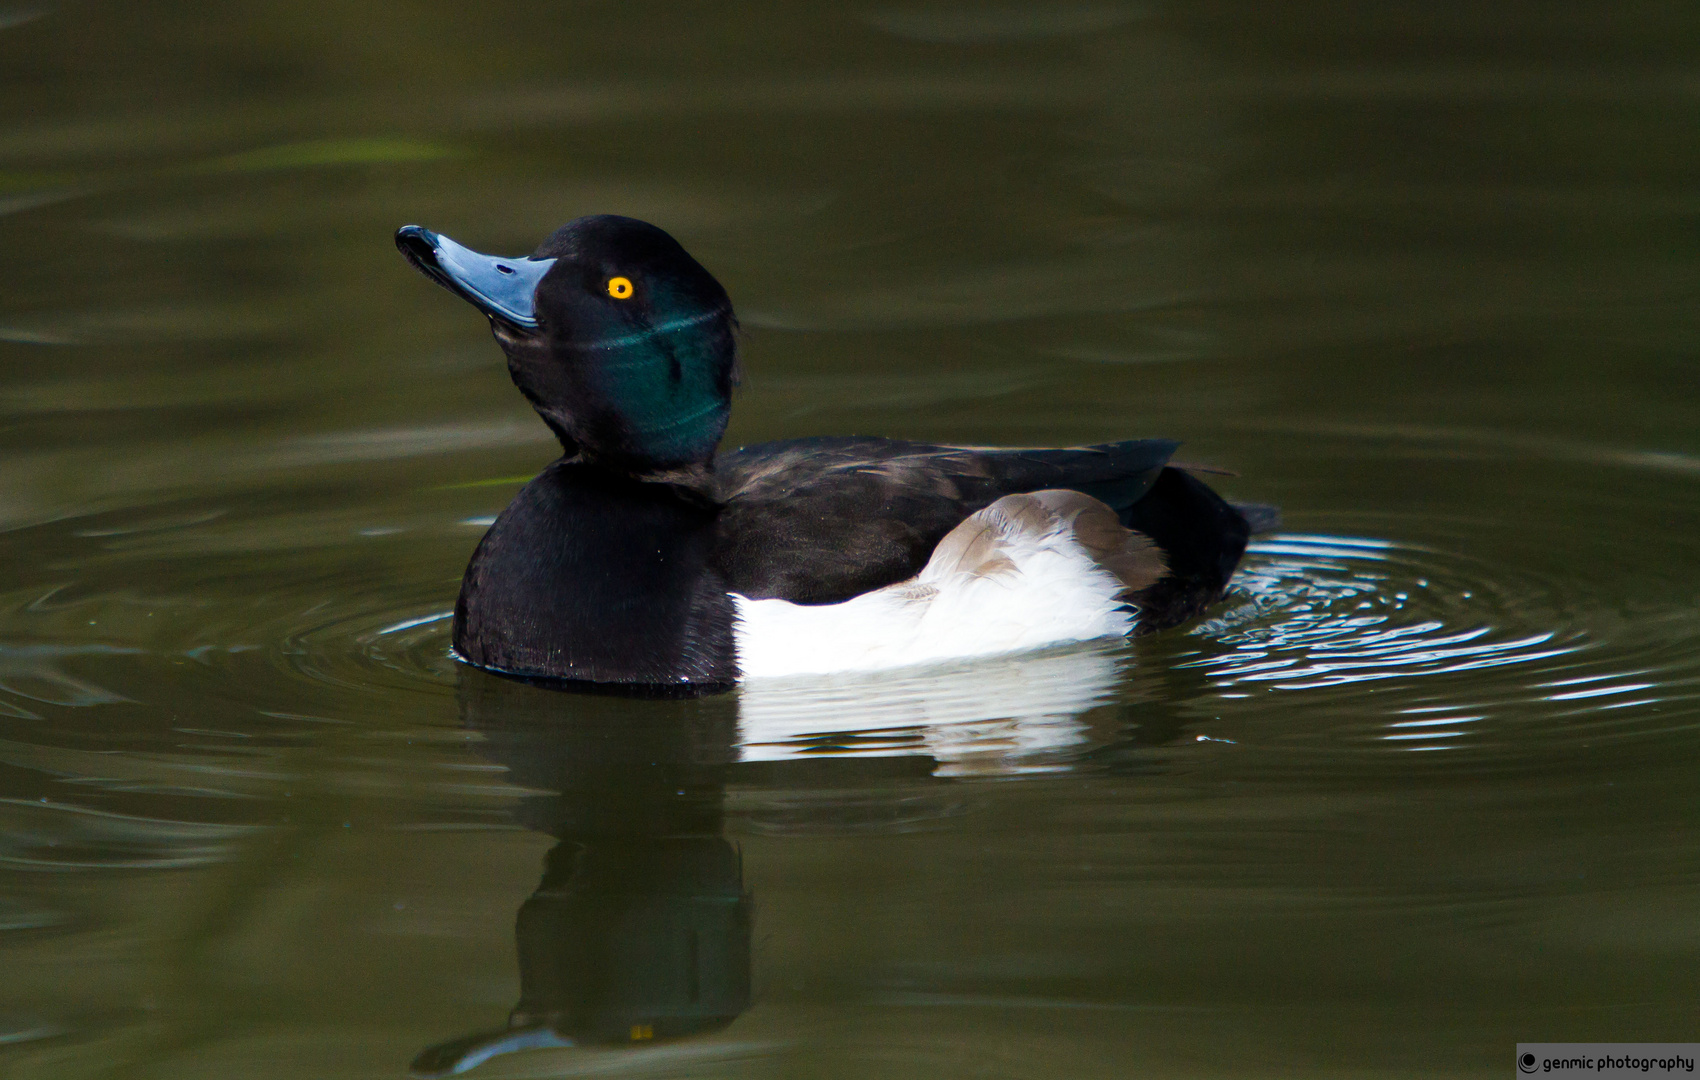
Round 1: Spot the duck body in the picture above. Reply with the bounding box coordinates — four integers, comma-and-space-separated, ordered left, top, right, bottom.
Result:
397, 216, 1261, 692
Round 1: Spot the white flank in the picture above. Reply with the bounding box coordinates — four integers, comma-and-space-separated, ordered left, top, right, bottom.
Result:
732, 497, 1136, 679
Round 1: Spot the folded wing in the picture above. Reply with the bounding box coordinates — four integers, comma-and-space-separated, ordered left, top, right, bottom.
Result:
713, 436, 1180, 604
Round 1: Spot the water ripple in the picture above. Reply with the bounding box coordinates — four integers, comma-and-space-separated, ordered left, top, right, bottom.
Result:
1188, 533, 1700, 756
0, 798, 256, 871
274, 603, 459, 695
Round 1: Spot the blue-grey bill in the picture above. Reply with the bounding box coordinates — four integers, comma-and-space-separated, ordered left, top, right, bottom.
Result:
395, 225, 556, 329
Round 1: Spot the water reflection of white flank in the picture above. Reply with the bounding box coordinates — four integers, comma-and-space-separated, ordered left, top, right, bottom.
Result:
735, 644, 1124, 776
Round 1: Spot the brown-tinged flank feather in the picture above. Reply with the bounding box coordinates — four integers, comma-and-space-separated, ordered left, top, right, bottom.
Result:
926, 514, 1018, 581
1026, 490, 1168, 596
926, 490, 1168, 598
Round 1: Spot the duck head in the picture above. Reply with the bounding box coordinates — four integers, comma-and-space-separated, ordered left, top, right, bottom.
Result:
396, 216, 738, 472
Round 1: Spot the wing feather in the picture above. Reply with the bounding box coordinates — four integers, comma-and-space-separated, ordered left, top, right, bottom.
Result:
713, 436, 1177, 603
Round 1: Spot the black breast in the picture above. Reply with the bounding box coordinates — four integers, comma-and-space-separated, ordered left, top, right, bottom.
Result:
454, 462, 737, 689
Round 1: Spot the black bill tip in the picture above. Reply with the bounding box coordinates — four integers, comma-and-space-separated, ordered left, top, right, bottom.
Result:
395, 224, 441, 272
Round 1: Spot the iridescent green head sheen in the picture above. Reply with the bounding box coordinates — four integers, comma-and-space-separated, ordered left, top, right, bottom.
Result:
396, 215, 738, 471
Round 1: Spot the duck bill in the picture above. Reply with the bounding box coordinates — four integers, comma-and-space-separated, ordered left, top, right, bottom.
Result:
395, 225, 555, 330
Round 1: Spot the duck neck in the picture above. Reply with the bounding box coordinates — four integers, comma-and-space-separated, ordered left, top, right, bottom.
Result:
581, 457, 722, 510
498, 322, 735, 478
453, 459, 737, 689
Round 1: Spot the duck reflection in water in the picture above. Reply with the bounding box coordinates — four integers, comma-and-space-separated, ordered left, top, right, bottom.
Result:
412, 671, 751, 1076
413, 639, 1216, 1074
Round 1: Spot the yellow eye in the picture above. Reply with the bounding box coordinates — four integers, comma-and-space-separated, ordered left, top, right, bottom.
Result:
607, 276, 634, 299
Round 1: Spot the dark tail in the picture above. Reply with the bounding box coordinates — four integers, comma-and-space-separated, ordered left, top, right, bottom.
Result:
1121, 467, 1253, 633
1232, 501, 1282, 535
